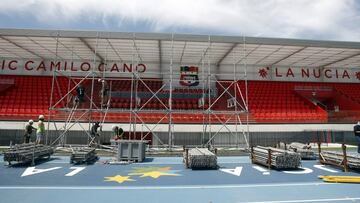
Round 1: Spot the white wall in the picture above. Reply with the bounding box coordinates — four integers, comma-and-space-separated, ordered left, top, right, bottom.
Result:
0, 121, 354, 132
1, 58, 360, 84
217, 64, 360, 83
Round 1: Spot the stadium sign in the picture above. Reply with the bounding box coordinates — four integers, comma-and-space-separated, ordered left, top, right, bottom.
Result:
0, 59, 147, 74
179, 66, 200, 87
258, 66, 357, 80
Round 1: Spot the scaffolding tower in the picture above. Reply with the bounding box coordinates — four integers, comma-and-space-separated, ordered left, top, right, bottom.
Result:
47, 32, 250, 150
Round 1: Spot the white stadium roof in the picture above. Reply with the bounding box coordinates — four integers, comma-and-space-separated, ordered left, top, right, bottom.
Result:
1, 28, 360, 68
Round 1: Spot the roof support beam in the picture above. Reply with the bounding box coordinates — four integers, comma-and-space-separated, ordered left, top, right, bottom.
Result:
320, 52, 360, 67
27, 37, 64, 60
79, 37, 104, 62
236, 44, 261, 64
179, 42, 187, 65
216, 43, 237, 66
106, 39, 123, 63
158, 40, 162, 73
131, 34, 143, 63
253, 46, 283, 65
269, 46, 307, 66
0, 36, 44, 59
198, 43, 211, 65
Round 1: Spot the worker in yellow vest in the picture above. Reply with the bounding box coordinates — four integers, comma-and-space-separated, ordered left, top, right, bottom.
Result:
36, 115, 45, 144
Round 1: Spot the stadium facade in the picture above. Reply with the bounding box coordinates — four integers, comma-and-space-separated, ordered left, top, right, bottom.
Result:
0, 28, 359, 148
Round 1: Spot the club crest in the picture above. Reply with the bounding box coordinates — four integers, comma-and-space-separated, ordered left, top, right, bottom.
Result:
179, 66, 199, 87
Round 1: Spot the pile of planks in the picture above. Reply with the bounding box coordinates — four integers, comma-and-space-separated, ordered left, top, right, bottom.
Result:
184, 148, 217, 169
251, 146, 301, 169
321, 150, 360, 169
288, 142, 315, 160
347, 154, 360, 169
4, 143, 54, 164
70, 147, 98, 164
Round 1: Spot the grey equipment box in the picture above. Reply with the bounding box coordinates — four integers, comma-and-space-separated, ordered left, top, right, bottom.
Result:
116, 140, 147, 162
70, 147, 98, 164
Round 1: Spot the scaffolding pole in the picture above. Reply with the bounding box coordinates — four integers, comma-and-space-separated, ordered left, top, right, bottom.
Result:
47, 33, 251, 150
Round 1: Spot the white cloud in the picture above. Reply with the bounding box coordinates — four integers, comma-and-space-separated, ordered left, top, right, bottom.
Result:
0, 0, 359, 40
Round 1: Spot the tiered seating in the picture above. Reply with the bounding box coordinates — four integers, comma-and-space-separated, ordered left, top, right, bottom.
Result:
111, 79, 163, 92
333, 83, 360, 103
243, 81, 327, 123
0, 78, 14, 93
3, 74, 360, 123
111, 97, 209, 110
0, 75, 68, 120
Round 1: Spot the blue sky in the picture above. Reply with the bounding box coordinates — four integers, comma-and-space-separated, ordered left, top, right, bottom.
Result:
0, 0, 359, 41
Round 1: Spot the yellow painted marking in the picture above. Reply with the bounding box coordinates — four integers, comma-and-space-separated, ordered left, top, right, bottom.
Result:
104, 175, 135, 184
136, 171, 180, 179
128, 166, 180, 179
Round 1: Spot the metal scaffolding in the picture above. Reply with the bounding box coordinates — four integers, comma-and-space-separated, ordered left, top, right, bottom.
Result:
46, 32, 250, 149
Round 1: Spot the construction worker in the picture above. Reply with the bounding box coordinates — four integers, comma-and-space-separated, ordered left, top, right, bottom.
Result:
90, 122, 101, 145
36, 115, 45, 144
117, 127, 124, 140
76, 84, 85, 103
99, 79, 109, 108
354, 121, 360, 153
91, 122, 101, 137
112, 125, 124, 141
24, 120, 36, 143
112, 125, 119, 138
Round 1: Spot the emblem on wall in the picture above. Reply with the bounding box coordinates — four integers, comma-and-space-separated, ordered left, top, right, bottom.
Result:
258, 67, 269, 78
180, 66, 199, 86
356, 71, 360, 80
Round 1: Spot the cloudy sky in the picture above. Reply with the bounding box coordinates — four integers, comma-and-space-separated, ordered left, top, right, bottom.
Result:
0, 0, 359, 41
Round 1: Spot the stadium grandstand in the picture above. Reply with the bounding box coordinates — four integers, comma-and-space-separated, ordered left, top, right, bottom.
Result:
2, 28, 360, 203
0, 28, 360, 147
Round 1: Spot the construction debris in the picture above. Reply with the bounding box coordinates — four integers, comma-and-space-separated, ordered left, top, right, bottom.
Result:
3, 143, 54, 165
251, 146, 301, 169
319, 175, 360, 183
318, 143, 360, 172
184, 148, 217, 169
70, 147, 98, 164
288, 142, 316, 160
320, 151, 360, 170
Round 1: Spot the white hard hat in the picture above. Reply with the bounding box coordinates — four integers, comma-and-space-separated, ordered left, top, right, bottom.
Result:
28, 120, 34, 124
39, 115, 45, 120
357, 121, 360, 125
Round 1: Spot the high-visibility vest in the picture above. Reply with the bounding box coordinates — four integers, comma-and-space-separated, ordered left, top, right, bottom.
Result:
37, 121, 45, 134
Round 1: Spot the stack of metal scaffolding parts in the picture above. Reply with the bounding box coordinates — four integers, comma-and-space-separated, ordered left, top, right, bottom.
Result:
319, 144, 360, 172
251, 146, 301, 169
117, 140, 147, 162
184, 148, 218, 169
3, 143, 54, 165
288, 142, 316, 160
70, 147, 98, 164
319, 175, 360, 183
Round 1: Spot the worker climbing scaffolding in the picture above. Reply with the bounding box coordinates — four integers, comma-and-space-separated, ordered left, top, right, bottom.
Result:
75, 83, 85, 104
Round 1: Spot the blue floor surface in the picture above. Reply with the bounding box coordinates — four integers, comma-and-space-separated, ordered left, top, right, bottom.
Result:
0, 155, 360, 203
